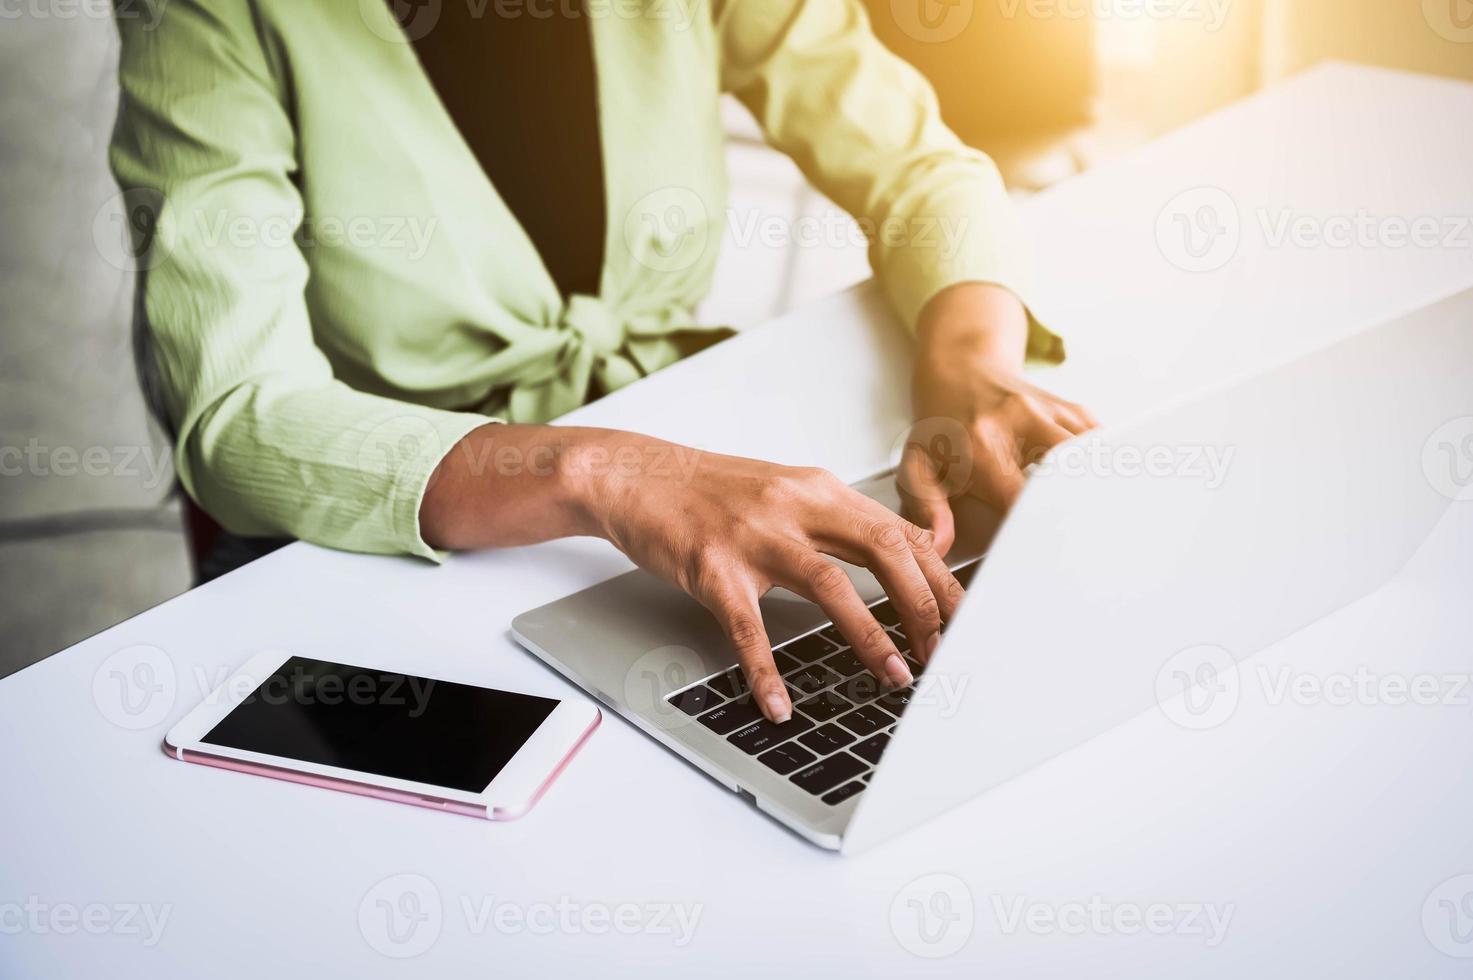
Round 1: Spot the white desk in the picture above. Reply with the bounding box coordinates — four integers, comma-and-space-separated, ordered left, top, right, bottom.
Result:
4, 63, 1472, 978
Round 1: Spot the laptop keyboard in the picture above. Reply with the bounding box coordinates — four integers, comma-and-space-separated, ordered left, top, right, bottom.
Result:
665, 558, 980, 806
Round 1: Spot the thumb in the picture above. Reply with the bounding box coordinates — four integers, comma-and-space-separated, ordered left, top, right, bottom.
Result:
898, 441, 956, 557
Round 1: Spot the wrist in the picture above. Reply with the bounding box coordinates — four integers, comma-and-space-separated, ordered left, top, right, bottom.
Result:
915, 282, 1030, 374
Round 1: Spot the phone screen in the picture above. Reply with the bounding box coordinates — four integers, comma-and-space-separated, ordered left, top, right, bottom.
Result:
201, 658, 558, 793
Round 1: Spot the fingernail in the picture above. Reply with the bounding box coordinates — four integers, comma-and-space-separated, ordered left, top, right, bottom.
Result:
926, 632, 941, 659
764, 692, 791, 724
884, 654, 913, 689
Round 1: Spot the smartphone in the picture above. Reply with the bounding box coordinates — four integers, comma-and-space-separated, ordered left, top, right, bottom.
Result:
163, 652, 600, 819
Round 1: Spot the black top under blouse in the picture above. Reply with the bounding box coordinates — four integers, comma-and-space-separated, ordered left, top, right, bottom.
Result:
398, 0, 607, 298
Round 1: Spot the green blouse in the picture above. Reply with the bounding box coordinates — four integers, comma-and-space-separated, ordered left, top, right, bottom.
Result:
110, 0, 1062, 560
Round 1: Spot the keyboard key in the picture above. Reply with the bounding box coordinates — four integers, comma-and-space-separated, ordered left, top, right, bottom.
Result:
706, 668, 749, 700
727, 714, 814, 755
666, 684, 723, 716
790, 632, 841, 664
787, 663, 842, 697
772, 650, 801, 675
822, 650, 867, 678
798, 723, 856, 755
868, 600, 902, 627
860, 771, 872, 783
886, 628, 911, 654
851, 731, 891, 765
821, 780, 867, 805
791, 752, 867, 795
833, 673, 886, 705
795, 689, 850, 723
877, 686, 914, 716
758, 741, 817, 775
818, 626, 848, 649
697, 697, 763, 735
836, 705, 891, 737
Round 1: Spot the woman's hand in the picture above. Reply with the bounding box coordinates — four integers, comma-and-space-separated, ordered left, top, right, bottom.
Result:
421, 425, 963, 723
900, 283, 1099, 554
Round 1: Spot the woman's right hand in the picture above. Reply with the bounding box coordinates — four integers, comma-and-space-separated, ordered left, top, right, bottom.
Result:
421, 425, 964, 723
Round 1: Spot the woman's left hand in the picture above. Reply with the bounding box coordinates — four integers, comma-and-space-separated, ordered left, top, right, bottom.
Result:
900, 282, 1100, 554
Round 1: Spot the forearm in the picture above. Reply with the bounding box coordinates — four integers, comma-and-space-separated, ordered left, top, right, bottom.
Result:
419, 423, 650, 551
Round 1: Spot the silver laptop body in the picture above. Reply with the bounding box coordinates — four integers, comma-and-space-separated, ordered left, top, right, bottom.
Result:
512, 288, 1473, 853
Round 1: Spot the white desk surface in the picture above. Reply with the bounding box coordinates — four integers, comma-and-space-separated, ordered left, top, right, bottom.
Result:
4, 63, 1472, 978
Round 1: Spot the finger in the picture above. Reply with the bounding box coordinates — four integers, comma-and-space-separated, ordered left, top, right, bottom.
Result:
968, 423, 1028, 510
897, 440, 956, 556
1021, 415, 1075, 468
1071, 401, 1102, 430
1052, 403, 1094, 436
898, 521, 965, 658
703, 580, 790, 722
838, 503, 947, 661
772, 543, 914, 691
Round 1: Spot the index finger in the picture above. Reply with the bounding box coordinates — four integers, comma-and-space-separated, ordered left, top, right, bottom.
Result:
702, 581, 791, 723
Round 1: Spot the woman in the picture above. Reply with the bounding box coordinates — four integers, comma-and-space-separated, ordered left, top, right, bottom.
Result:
110, 0, 1096, 724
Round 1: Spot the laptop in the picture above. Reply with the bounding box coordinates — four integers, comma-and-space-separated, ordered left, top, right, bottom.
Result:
512, 287, 1473, 853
